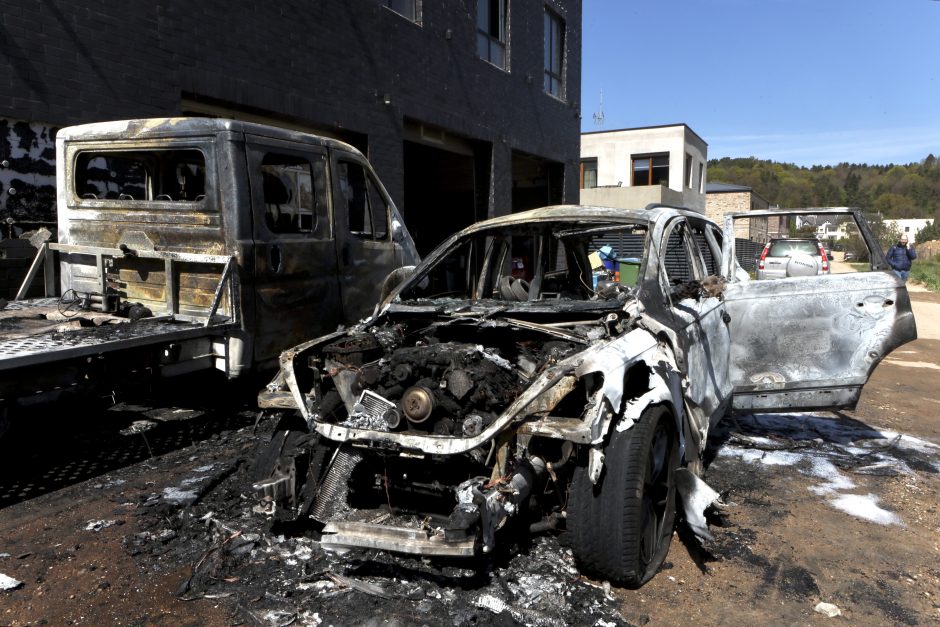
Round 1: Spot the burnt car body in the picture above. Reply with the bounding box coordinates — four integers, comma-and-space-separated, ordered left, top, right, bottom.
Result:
255, 205, 916, 586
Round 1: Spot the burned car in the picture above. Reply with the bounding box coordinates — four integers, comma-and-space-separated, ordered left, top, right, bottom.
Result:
255, 205, 916, 587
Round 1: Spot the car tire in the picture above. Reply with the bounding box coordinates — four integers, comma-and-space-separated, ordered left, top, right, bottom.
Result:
785, 252, 819, 277
568, 405, 679, 587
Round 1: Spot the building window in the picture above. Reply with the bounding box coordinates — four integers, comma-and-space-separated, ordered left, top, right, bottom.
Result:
543, 8, 564, 98
632, 154, 669, 187
580, 159, 597, 189
477, 0, 507, 69
685, 153, 693, 188
698, 162, 704, 193
384, 0, 421, 23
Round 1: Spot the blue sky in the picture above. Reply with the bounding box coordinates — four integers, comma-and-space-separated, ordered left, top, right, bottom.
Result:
580, 0, 940, 167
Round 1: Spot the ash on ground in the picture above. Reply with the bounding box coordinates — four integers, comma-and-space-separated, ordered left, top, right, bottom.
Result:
125, 418, 631, 627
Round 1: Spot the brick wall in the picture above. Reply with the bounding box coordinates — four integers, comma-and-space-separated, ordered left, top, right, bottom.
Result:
0, 0, 582, 224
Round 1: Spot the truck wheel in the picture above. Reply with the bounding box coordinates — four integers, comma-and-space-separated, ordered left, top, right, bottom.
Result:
568, 405, 679, 587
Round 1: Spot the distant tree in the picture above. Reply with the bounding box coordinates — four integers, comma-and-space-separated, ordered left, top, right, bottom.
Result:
707, 155, 940, 216
916, 220, 940, 243
843, 171, 866, 209
872, 219, 903, 254
873, 192, 912, 216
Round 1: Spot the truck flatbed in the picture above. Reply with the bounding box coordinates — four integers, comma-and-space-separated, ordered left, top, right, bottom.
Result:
0, 299, 234, 372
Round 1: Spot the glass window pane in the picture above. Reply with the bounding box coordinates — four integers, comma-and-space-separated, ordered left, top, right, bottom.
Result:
261, 153, 317, 234
544, 13, 551, 70
366, 176, 389, 240
338, 161, 372, 238
633, 158, 650, 186
491, 42, 504, 68
386, 0, 415, 20
75, 149, 206, 202
477, 32, 489, 60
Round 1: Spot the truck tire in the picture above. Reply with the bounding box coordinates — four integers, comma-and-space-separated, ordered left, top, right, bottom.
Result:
568, 405, 679, 587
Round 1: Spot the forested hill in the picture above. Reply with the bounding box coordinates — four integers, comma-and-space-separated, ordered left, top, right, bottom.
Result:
707, 155, 940, 219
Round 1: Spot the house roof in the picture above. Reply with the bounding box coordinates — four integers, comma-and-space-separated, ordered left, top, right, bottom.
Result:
705, 182, 753, 193
581, 123, 707, 147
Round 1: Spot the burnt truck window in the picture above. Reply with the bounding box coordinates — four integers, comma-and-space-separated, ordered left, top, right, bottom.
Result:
261, 153, 328, 236
75, 149, 205, 201
337, 161, 389, 241
399, 222, 649, 303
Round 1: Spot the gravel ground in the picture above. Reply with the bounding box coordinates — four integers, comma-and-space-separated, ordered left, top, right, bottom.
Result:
1, 294, 938, 626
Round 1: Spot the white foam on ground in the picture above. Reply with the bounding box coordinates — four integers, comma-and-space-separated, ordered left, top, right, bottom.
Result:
717, 412, 940, 525
829, 493, 901, 526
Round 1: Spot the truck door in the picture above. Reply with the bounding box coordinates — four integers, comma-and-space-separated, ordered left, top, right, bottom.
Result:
331, 151, 416, 322
248, 138, 342, 365
721, 210, 917, 412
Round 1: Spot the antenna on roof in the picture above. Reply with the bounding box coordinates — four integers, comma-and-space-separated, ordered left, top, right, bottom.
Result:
592, 89, 605, 128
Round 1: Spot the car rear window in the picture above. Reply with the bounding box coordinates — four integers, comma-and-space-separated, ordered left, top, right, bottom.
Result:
768, 240, 818, 257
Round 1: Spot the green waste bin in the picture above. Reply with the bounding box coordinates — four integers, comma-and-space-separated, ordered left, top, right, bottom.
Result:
618, 258, 641, 285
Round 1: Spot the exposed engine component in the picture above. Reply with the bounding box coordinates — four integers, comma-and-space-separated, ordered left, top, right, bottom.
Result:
318, 333, 582, 437
402, 385, 434, 423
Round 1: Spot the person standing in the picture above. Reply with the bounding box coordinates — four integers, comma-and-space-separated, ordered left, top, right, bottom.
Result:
886, 235, 917, 282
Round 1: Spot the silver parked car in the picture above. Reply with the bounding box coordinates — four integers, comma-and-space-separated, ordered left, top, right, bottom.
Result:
254, 205, 916, 587
756, 237, 830, 279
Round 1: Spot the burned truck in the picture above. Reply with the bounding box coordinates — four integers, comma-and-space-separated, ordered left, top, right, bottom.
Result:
255, 205, 916, 586
0, 118, 417, 408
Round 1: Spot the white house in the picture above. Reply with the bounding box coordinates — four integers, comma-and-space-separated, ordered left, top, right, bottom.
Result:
580, 124, 707, 213
883, 219, 932, 244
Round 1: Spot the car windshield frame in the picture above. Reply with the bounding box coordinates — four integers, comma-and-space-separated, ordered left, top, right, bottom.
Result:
393, 218, 651, 307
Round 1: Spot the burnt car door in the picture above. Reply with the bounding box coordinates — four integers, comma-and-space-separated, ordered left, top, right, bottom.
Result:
331, 151, 417, 324
643, 215, 733, 443
720, 209, 917, 412
247, 136, 341, 365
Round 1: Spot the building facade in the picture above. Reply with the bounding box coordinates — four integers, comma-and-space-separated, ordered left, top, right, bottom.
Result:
0, 0, 582, 254
579, 124, 707, 213
705, 182, 781, 241
883, 219, 933, 244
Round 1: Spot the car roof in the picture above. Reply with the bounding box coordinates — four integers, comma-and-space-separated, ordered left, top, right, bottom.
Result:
458, 204, 711, 235
57, 117, 361, 154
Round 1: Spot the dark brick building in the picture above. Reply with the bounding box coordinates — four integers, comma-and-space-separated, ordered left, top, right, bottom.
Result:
0, 0, 582, 253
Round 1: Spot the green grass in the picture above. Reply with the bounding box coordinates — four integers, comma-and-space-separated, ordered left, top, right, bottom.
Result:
910, 258, 940, 292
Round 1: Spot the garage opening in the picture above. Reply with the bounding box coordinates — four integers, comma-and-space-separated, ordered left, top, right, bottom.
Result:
512, 151, 564, 213
402, 124, 488, 256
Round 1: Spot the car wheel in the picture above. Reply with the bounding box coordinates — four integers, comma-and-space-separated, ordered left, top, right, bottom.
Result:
568, 405, 679, 587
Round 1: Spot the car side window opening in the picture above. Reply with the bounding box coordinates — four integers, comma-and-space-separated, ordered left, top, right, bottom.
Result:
689, 222, 722, 277
338, 160, 389, 241
661, 221, 698, 286
261, 153, 328, 236
75, 149, 206, 201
